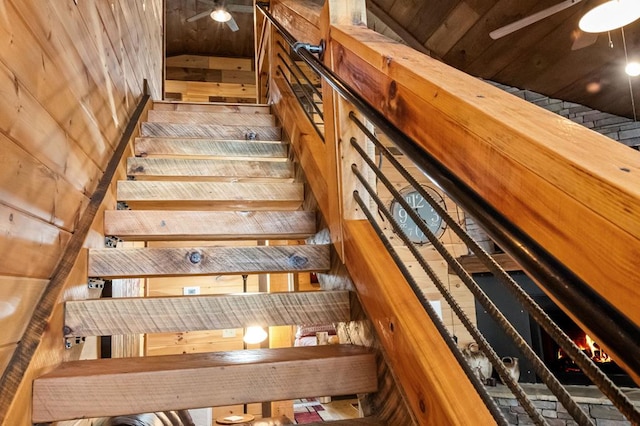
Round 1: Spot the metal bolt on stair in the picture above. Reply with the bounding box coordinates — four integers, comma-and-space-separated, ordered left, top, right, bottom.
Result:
188, 251, 202, 264
246, 131, 257, 140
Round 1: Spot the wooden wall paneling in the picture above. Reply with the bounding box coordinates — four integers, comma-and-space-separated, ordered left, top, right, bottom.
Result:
6, 0, 128, 151
0, 203, 71, 279
0, 346, 16, 379
0, 1, 116, 169
0, 277, 48, 347
0, 134, 88, 232
166, 55, 254, 71
422, 1, 483, 58
165, 80, 257, 101
330, 26, 640, 379
365, 0, 432, 56
0, 57, 100, 194
0, 96, 152, 426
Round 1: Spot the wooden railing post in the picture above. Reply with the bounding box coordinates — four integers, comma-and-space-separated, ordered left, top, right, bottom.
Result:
319, 0, 370, 260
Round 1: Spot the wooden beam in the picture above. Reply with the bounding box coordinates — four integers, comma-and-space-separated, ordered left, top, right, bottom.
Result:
32, 345, 377, 422
134, 138, 288, 161
104, 210, 316, 241
455, 253, 522, 274
343, 220, 495, 425
165, 67, 256, 85
271, 0, 322, 45
147, 110, 276, 126
152, 101, 271, 114
141, 122, 281, 140
330, 25, 640, 328
116, 181, 303, 210
165, 55, 253, 71
88, 244, 330, 278
64, 290, 351, 336
126, 158, 294, 181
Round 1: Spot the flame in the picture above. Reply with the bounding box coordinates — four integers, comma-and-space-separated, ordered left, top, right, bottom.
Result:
585, 334, 611, 363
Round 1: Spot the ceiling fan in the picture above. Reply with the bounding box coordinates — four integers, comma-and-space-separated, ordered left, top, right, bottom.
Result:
186, 0, 253, 32
490, 0, 640, 50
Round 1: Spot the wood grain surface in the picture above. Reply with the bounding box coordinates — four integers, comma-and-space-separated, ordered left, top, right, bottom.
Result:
141, 122, 281, 140
135, 138, 288, 160
104, 210, 316, 240
116, 180, 303, 210
152, 101, 271, 114
147, 110, 276, 126
33, 345, 377, 422
64, 290, 351, 336
88, 244, 330, 278
126, 157, 293, 181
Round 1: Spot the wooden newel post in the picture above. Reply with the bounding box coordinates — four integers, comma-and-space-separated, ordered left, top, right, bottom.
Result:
320, 0, 373, 260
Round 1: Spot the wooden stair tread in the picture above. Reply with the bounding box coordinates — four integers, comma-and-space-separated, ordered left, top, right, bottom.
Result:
104, 210, 316, 241
88, 244, 330, 278
32, 345, 377, 422
135, 138, 288, 160
116, 181, 303, 211
127, 157, 294, 181
141, 122, 281, 140
147, 110, 277, 126
64, 290, 351, 336
152, 101, 271, 114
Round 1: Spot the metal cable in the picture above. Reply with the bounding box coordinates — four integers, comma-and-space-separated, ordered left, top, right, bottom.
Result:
351, 164, 547, 426
350, 137, 594, 426
276, 40, 323, 101
352, 189, 509, 426
275, 64, 324, 141
276, 52, 324, 120
348, 112, 640, 424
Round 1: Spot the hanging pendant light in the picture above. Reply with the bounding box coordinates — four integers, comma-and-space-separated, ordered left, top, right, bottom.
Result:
210, 8, 232, 23
579, 0, 640, 33
243, 326, 268, 345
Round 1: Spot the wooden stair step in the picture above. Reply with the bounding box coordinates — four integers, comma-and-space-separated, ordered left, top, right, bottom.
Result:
88, 244, 330, 278
32, 345, 377, 423
147, 110, 277, 126
116, 181, 303, 210
152, 101, 271, 114
135, 138, 288, 160
127, 157, 294, 181
141, 122, 281, 140
104, 210, 316, 241
64, 290, 351, 336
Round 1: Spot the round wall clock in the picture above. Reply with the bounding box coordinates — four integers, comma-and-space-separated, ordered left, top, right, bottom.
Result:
390, 186, 446, 244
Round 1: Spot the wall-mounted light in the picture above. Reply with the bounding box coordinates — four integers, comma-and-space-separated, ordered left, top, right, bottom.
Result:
210, 8, 232, 23
579, 0, 640, 33
243, 326, 268, 344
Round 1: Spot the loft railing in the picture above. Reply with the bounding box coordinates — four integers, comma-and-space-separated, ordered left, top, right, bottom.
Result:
257, 2, 640, 425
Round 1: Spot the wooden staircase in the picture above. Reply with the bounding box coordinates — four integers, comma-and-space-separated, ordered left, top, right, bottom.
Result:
32, 102, 379, 424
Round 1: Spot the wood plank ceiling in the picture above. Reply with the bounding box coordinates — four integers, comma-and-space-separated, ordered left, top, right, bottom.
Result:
166, 0, 640, 119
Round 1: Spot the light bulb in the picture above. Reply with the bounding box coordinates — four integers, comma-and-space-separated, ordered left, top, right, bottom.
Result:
579, 0, 640, 33
210, 9, 231, 23
243, 326, 267, 344
626, 62, 640, 77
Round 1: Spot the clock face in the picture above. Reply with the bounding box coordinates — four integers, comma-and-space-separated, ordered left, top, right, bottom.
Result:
390, 186, 446, 244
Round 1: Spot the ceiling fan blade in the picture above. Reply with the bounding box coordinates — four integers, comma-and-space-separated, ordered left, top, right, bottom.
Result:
226, 16, 240, 32
186, 8, 214, 23
227, 5, 254, 14
490, 0, 584, 40
571, 30, 598, 50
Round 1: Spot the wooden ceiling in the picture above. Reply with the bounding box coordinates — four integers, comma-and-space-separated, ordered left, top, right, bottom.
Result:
166, 0, 640, 118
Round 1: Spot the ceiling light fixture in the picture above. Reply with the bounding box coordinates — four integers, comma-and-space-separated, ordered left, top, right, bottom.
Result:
626, 62, 640, 77
210, 8, 231, 23
579, 0, 640, 33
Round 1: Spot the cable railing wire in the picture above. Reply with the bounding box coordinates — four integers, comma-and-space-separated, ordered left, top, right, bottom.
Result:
349, 138, 594, 426
347, 112, 640, 424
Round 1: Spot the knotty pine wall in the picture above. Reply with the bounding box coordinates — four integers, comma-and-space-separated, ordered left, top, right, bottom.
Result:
0, 0, 162, 389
